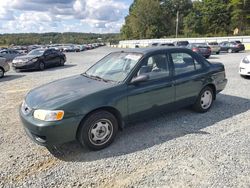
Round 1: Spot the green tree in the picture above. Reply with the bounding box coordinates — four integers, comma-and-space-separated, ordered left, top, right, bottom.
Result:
121, 0, 169, 39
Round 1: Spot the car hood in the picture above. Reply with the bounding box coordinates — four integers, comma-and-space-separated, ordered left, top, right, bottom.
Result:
15, 55, 38, 61
25, 75, 115, 109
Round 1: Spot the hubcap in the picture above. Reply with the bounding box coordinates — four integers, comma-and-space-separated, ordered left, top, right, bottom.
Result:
200, 90, 213, 109
89, 119, 113, 146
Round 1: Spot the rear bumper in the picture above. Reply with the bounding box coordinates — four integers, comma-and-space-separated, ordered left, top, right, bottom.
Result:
20, 109, 83, 146
4, 63, 10, 72
216, 78, 228, 93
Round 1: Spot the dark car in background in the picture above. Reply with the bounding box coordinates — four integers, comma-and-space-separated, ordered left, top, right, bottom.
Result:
12, 48, 66, 71
219, 41, 245, 53
187, 43, 212, 58
20, 47, 227, 151
174, 41, 189, 47
0, 49, 22, 62
150, 43, 174, 47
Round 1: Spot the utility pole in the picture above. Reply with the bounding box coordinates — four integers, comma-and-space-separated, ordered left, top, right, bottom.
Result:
175, 10, 179, 38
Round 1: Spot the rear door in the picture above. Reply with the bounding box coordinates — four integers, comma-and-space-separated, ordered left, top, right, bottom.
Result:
169, 49, 208, 107
127, 51, 175, 120
44, 49, 57, 66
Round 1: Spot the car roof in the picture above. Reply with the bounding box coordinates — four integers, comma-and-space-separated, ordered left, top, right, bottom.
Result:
116, 47, 188, 55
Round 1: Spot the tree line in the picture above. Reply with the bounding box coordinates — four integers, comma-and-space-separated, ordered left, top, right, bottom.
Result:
121, 0, 250, 39
0, 32, 120, 46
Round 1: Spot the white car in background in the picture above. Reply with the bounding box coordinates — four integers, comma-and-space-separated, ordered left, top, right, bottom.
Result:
239, 55, 250, 77
0, 56, 10, 78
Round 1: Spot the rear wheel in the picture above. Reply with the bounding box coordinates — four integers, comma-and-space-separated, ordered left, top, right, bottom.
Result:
0, 68, 4, 78
77, 110, 118, 150
216, 51, 220, 54
59, 58, 65, 66
227, 48, 233, 53
193, 86, 214, 113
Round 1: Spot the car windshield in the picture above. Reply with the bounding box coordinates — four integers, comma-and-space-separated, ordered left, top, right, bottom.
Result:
84, 52, 143, 83
28, 49, 45, 56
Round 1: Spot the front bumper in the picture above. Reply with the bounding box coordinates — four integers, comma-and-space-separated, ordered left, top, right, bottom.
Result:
12, 62, 37, 70
239, 64, 250, 76
20, 108, 83, 146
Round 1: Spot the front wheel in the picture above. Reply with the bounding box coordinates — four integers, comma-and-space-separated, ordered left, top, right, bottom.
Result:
39, 62, 45, 71
193, 86, 214, 113
77, 111, 118, 150
227, 48, 233, 53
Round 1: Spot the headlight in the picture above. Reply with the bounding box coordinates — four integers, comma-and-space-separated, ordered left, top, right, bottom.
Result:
30, 58, 38, 63
33, 110, 64, 121
242, 57, 250, 64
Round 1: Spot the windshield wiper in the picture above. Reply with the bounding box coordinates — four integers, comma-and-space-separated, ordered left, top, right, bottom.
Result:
82, 73, 114, 83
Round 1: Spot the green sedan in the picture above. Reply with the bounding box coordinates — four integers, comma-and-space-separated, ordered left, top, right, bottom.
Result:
20, 47, 227, 150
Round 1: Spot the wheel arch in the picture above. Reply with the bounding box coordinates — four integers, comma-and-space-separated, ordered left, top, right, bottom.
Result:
76, 106, 124, 138
204, 83, 216, 100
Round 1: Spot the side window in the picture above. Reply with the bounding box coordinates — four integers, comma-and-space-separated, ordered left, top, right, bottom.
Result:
44, 50, 51, 55
171, 52, 202, 76
136, 53, 170, 80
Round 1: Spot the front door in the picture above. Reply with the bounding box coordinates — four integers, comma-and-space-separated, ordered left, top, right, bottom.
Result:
127, 52, 175, 120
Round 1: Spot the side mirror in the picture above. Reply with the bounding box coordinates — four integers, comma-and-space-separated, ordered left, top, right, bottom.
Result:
130, 74, 149, 84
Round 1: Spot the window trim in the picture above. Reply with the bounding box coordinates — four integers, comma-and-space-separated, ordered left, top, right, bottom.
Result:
169, 51, 205, 77
128, 51, 173, 83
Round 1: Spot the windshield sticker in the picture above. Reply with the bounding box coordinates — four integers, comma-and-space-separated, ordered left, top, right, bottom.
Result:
125, 54, 142, 61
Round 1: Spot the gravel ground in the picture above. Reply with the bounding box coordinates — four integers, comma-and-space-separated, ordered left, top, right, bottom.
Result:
0, 47, 250, 188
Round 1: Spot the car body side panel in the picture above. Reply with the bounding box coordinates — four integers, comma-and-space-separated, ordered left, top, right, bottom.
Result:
127, 77, 175, 121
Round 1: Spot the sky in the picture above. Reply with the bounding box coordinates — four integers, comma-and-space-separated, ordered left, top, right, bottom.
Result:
0, 0, 133, 34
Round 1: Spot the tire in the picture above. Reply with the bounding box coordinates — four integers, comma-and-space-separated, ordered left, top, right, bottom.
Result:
59, 58, 65, 66
227, 49, 233, 53
77, 110, 118, 150
193, 86, 214, 113
205, 55, 210, 59
0, 68, 4, 78
216, 51, 220, 54
39, 62, 45, 71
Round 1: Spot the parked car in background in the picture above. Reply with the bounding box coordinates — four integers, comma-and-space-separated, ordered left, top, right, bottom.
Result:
150, 42, 175, 47
0, 49, 22, 62
159, 43, 175, 46
12, 48, 66, 71
207, 42, 221, 54
174, 41, 189, 47
20, 47, 227, 150
219, 41, 245, 53
239, 55, 250, 77
187, 43, 212, 58
0, 56, 10, 78
63, 45, 75, 52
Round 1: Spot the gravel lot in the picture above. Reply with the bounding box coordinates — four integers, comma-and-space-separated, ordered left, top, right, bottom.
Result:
0, 47, 250, 188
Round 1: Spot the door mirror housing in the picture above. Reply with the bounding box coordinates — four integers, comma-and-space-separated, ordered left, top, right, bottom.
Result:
130, 74, 149, 84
